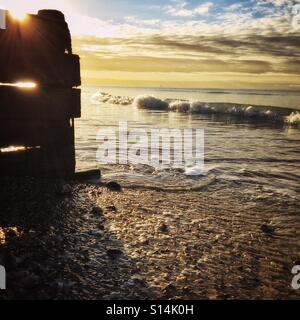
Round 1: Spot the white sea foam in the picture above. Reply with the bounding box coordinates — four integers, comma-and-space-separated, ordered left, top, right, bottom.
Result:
245, 106, 259, 117
227, 106, 245, 116
264, 110, 276, 118
285, 112, 300, 126
91, 91, 133, 105
95, 91, 299, 125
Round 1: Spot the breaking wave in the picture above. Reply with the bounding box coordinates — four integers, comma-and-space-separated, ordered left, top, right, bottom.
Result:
133, 95, 169, 110
91, 92, 133, 106
169, 101, 190, 113
91, 91, 300, 126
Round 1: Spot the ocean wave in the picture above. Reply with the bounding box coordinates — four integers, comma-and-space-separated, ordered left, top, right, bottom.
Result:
93, 91, 299, 126
171, 101, 284, 119
133, 95, 169, 110
169, 100, 190, 113
91, 91, 133, 105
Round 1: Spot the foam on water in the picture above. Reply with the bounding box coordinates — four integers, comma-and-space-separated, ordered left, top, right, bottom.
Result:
92, 91, 133, 106
92, 91, 299, 126
285, 112, 300, 126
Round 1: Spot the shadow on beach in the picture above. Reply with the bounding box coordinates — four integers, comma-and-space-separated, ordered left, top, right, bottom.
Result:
0, 177, 154, 300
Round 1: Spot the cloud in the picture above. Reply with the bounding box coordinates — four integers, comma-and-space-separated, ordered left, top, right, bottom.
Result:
74, 30, 300, 77
68, 0, 299, 89
225, 3, 243, 11
260, 0, 293, 7
165, 1, 213, 17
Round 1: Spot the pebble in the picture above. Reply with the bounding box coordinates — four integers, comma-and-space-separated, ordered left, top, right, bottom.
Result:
261, 224, 275, 235
159, 224, 169, 233
89, 230, 104, 237
106, 182, 122, 192
106, 205, 118, 212
106, 249, 123, 259
91, 207, 103, 216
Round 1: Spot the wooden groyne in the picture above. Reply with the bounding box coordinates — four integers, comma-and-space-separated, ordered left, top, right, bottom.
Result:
0, 10, 81, 177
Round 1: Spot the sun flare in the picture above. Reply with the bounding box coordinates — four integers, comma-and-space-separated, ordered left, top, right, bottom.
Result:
2, 0, 36, 20
9, 8, 28, 21
0, 82, 37, 89
15, 82, 37, 88
1, 0, 76, 22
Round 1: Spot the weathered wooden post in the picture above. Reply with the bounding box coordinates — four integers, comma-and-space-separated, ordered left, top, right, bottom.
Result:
0, 9, 81, 177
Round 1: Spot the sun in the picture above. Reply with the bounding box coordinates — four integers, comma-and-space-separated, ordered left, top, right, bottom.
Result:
9, 8, 27, 20
1, 1, 33, 21
3, 0, 37, 21
1, 0, 76, 19
9, 8, 28, 21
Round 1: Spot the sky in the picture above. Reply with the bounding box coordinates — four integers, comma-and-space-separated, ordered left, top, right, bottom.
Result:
1, 0, 300, 89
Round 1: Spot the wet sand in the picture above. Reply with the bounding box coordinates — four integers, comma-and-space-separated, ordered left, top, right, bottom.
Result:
0, 177, 299, 300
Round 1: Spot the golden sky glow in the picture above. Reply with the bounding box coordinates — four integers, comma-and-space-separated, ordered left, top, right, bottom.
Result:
1, 0, 300, 90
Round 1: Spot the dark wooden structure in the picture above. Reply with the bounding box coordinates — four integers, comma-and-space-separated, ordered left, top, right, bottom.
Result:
0, 10, 81, 177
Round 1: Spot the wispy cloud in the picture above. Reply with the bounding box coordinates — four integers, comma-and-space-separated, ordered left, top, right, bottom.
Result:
165, 0, 213, 17
68, 0, 299, 89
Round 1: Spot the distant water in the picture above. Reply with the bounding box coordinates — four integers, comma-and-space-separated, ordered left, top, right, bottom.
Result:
75, 86, 300, 198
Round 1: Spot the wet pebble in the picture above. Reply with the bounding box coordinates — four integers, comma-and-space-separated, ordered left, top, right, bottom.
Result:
261, 224, 275, 235
106, 249, 123, 259
89, 230, 104, 237
106, 182, 122, 192
159, 224, 169, 233
91, 206, 103, 216
106, 205, 118, 212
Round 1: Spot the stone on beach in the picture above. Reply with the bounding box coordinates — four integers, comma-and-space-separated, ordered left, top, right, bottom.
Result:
106, 249, 124, 259
159, 224, 169, 233
261, 224, 275, 235
91, 206, 103, 216
106, 181, 122, 192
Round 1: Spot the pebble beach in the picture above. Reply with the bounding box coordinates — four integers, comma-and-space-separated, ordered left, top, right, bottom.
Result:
0, 177, 299, 300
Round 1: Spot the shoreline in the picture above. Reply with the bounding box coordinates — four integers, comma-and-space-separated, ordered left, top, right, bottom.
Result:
0, 177, 299, 300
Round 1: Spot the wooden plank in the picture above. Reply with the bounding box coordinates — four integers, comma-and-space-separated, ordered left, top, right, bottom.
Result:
0, 86, 81, 120
0, 11, 80, 87
0, 119, 75, 148
0, 9, 79, 178
0, 145, 75, 177
0, 53, 81, 87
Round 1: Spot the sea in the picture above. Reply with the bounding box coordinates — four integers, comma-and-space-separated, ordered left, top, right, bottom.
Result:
75, 86, 300, 198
